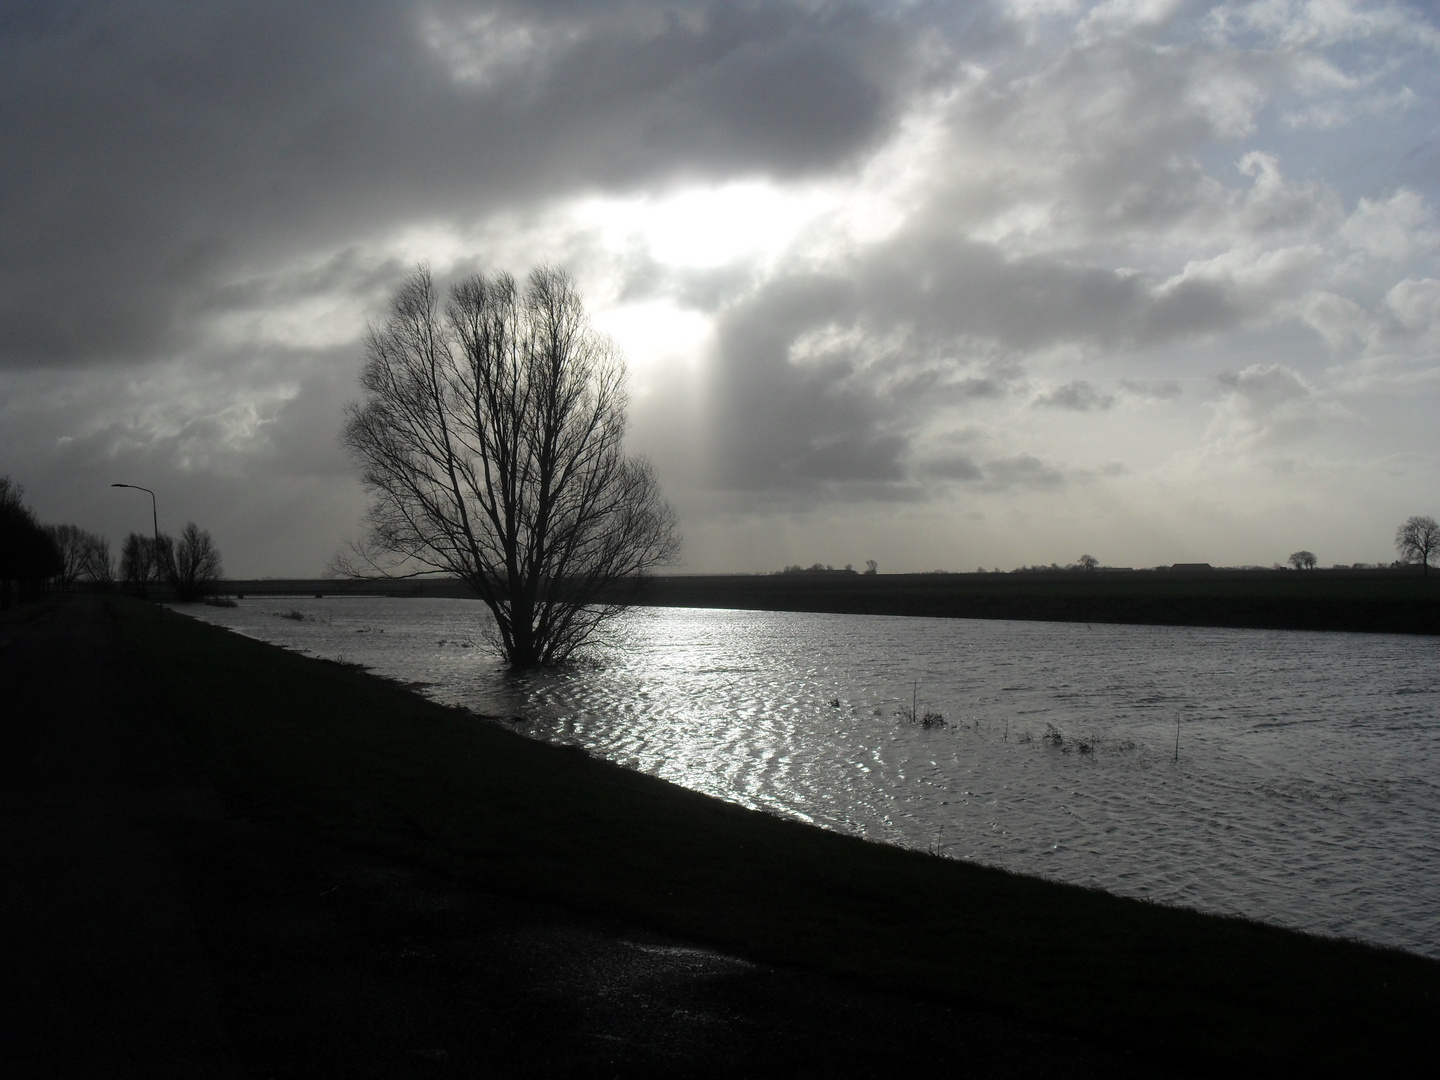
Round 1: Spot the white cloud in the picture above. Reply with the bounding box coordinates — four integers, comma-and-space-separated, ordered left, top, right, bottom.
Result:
1383, 277, 1440, 337
1078, 0, 1187, 40
1206, 0, 1440, 51
1205, 362, 1348, 453
1339, 189, 1432, 261
1302, 290, 1373, 348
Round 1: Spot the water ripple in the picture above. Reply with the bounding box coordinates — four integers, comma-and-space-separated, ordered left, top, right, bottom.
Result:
185, 598, 1440, 958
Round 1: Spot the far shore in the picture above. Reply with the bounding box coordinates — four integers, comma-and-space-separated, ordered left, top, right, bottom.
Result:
213, 566, 1440, 636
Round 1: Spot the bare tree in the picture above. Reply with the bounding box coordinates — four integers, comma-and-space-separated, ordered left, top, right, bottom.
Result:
1077, 554, 1099, 571
82, 533, 115, 585
44, 524, 90, 589
864, 559, 878, 575
166, 522, 223, 600
1288, 550, 1317, 570
1395, 515, 1438, 577
341, 264, 680, 667
42, 524, 118, 588
120, 532, 159, 591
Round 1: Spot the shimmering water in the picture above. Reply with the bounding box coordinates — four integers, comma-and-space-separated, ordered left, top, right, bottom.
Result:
184, 596, 1440, 957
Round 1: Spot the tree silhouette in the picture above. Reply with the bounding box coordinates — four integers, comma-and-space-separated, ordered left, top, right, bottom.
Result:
341, 264, 679, 667
166, 522, 223, 600
1394, 516, 1438, 577
0, 476, 62, 607
120, 533, 160, 592
82, 533, 115, 585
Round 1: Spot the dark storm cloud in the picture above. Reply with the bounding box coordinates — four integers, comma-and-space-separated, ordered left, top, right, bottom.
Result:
0, 0, 913, 369
705, 271, 899, 490
703, 227, 1247, 491
921, 454, 982, 481
1119, 377, 1184, 400
1035, 380, 1114, 411
916, 450, 1066, 490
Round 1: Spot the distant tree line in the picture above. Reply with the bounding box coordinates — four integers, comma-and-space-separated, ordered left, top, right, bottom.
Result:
772, 519, 1439, 578
0, 473, 222, 608
0, 476, 62, 607
116, 524, 223, 600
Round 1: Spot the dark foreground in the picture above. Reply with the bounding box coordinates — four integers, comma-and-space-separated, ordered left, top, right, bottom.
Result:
0, 597, 1158, 1079
4, 596, 1437, 1078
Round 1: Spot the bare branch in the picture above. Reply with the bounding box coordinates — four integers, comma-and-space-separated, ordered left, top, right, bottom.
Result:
341, 264, 680, 666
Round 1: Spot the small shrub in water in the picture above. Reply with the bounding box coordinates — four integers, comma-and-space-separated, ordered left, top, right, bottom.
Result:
202, 596, 238, 608
277, 609, 305, 622
921, 710, 946, 729
1042, 723, 1064, 747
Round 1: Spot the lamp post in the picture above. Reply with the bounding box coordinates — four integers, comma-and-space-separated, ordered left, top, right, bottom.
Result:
111, 483, 163, 619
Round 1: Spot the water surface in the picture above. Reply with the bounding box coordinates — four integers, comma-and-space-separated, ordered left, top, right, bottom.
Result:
185, 597, 1440, 957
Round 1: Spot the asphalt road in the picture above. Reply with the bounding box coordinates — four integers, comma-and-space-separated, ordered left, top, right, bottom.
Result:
0, 596, 1167, 1079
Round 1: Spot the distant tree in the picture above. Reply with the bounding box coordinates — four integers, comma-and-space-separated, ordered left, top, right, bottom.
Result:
864, 559, 878, 575
43, 524, 91, 588
120, 532, 160, 591
1077, 554, 1099, 571
1288, 550, 1318, 571
1395, 515, 1439, 577
166, 522, 222, 600
0, 476, 62, 607
82, 533, 115, 585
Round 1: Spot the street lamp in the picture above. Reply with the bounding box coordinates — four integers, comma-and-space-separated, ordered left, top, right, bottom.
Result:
111, 483, 163, 619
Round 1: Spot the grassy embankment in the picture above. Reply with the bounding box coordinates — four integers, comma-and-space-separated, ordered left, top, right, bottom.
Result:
112, 595, 1439, 1075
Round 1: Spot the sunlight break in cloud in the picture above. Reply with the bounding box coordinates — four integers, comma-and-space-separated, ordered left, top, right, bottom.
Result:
0, 0, 1436, 575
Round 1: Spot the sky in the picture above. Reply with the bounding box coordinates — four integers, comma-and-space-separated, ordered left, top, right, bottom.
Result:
2, 0, 1437, 577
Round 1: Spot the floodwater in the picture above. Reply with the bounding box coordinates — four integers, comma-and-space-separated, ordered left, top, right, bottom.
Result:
184, 596, 1440, 958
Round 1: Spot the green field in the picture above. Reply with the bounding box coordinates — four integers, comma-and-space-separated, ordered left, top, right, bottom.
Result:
111, 594, 1440, 1076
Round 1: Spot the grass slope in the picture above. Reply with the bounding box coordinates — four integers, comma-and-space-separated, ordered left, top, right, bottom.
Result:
111, 596, 1439, 1076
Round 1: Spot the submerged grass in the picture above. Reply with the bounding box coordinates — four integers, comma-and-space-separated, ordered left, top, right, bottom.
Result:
109, 595, 1439, 1076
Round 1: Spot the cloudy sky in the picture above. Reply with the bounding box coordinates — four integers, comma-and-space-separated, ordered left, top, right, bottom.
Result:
3, 0, 1437, 576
